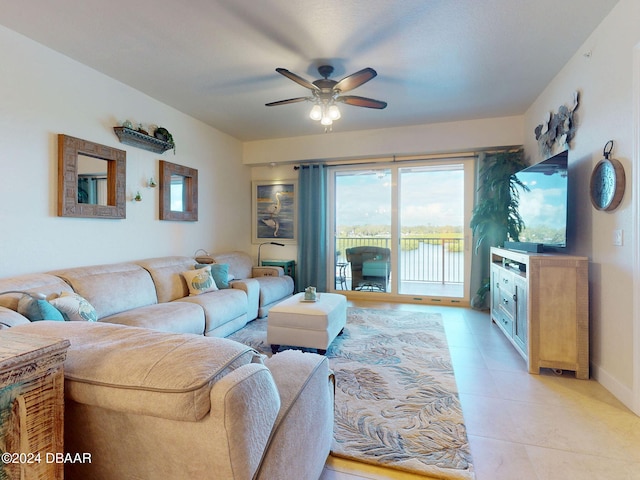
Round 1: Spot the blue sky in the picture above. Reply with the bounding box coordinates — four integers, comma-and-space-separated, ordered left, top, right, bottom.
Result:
335, 167, 464, 227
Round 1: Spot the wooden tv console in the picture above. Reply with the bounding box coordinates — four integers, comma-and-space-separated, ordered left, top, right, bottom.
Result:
490, 247, 589, 379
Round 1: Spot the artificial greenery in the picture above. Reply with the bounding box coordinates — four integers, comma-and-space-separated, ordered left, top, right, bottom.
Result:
470, 149, 528, 252
155, 127, 175, 153
470, 149, 528, 308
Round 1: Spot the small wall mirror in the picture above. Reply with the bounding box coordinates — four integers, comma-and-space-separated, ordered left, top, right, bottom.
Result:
77, 155, 108, 205
58, 134, 126, 218
159, 160, 198, 221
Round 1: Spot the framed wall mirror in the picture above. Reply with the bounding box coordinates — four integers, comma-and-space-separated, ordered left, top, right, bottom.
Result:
58, 134, 126, 218
159, 160, 198, 221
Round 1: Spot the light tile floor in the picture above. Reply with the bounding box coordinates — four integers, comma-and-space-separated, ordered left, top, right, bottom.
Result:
321, 301, 640, 480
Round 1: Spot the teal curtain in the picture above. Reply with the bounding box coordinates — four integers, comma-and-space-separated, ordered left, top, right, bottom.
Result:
297, 164, 327, 292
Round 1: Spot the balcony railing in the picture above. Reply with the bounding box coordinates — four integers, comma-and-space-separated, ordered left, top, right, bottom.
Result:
336, 236, 463, 286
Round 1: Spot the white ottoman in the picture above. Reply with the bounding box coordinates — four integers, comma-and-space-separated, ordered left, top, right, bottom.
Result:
267, 292, 347, 355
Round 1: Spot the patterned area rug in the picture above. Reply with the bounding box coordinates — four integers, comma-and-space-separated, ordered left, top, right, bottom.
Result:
228, 307, 474, 479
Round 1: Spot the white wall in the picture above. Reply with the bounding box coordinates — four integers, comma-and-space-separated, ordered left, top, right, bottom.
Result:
243, 116, 524, 165
0, 25, 250, 277
523, 0, 639, 409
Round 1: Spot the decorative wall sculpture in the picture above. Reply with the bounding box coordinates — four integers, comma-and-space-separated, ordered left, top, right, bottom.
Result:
534, 91, 580, 158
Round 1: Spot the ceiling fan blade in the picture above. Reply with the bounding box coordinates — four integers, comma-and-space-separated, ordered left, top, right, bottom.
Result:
275, 68, 320, 92
265, 97, 310, 107
334, 68, 377, 93
339, 95, 387, 109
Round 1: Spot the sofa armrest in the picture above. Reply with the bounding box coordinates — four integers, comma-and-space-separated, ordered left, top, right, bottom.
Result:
230, 278, 260, 321
256, 351, 334, 480
64, 362, 282, 480
208, 363, 281, 480
252, 266, 284, 278
0, 306, 29, 329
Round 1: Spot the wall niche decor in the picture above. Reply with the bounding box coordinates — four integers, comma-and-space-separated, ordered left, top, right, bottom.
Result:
58, 134, 126, 219
159, 160, 198, 221
534, 91, 580, 158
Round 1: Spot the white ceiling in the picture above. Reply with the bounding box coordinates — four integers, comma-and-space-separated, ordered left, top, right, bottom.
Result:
0, 0, 619, 141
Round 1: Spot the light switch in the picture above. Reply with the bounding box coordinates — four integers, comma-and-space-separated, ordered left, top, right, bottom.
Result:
613, 229, 623, 246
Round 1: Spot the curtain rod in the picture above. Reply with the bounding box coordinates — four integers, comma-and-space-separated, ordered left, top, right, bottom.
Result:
293, 152, 476, 170
292, 146, 522, 170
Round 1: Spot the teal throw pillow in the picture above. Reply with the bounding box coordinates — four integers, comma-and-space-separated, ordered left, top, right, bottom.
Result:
17, 294, 64, 322
197, 263, 230, 289
210, 263, 230, 289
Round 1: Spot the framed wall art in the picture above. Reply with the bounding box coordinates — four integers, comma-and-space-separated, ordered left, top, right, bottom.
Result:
252, 180, 297, 244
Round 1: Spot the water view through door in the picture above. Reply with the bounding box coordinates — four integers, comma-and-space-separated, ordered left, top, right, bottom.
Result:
334, 168, 392, 293
398, 164, 464, 297
331, 161, 468, 300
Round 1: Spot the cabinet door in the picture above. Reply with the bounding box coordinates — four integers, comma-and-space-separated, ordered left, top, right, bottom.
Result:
513, 275, 528, 353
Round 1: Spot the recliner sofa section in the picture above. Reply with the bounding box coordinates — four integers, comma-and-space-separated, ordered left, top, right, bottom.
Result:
135, 256, 254, 337
8, 320, 334, 480
213, 251, 295, 318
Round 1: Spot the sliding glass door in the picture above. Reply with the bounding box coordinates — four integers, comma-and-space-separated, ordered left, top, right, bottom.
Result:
334, 168, 392, 292
398, 164, 465, 297
329, 159, 473, 301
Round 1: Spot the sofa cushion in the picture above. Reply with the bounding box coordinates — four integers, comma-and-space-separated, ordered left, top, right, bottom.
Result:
136, 256, 196, 303
0, 306, 29, 329
49, 263, 158, 319
10, 321, 260, 422
0, 273, 74, 311
212, 252, 253, 280
102, 301, 205, 335
176, 288, 248, 336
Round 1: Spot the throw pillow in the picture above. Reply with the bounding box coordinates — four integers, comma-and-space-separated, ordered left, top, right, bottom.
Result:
17, 293, 65, 322
197, 263, 230, 289
183, 266, 218, 296
49, 292, 98, 322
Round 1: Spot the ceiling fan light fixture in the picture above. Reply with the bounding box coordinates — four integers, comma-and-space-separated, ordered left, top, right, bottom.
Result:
309, 104, 322, 121
269, 65, 385, 130
328, 104, 341, 120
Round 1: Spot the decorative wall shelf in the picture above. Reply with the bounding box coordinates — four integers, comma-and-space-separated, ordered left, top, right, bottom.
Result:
113, 127, 174, 154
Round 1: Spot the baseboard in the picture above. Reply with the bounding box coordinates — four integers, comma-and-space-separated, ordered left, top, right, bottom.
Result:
591, 362, 635, 412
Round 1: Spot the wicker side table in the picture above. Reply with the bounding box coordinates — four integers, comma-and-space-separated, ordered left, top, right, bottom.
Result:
0, 331, 70, 480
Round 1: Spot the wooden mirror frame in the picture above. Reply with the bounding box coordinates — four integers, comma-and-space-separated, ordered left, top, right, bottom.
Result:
159, 160, 198, 221
58, 134, 126, 219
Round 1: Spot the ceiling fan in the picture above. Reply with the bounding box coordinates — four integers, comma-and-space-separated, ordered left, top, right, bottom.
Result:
265, 65, 387, 127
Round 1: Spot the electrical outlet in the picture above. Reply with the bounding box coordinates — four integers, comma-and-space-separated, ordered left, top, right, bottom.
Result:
613, 229, 623, 246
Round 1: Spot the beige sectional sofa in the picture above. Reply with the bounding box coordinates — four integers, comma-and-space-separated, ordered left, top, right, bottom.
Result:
0, 251, 294, 334
8, 321, 334, 480
0, 252, 330, 480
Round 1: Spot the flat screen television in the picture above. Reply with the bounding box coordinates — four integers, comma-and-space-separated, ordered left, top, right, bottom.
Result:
508, 150, 569, 252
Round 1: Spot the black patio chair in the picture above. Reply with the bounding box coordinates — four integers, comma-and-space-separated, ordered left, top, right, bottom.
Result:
345, 246, 391, 292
